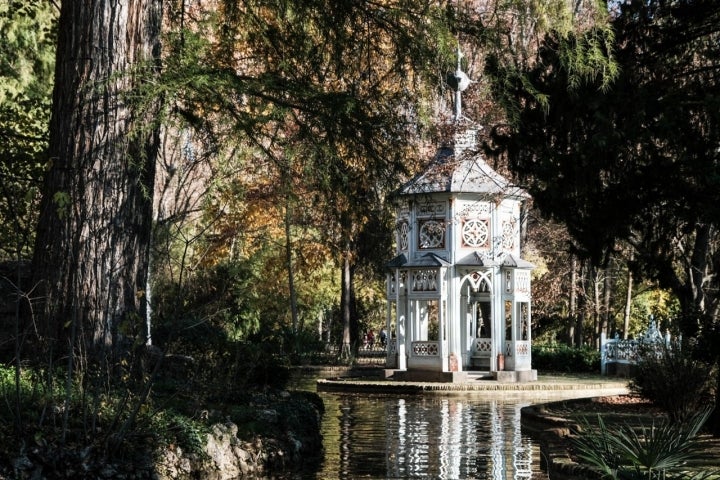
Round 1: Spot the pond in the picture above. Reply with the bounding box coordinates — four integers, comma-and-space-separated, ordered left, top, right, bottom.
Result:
311, 392, 543, 479
291, 375, 553, 479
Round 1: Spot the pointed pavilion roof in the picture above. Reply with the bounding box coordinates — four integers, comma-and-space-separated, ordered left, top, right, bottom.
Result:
386, 252, 452, 269
397, 145, 528, 199
455, 251, 500, 267
501, 254, 535, 269
398, 45, 528, 201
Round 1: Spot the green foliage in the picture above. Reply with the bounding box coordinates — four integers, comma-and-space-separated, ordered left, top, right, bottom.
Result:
532, 343, 600, 373
145, 409, 209, 457
571, 409, 718, 479
0, 0, 56, 259
490, 0, 720, 325
153, 258, 263, 342
629, 288, 681, 338
630, 343, 716, 425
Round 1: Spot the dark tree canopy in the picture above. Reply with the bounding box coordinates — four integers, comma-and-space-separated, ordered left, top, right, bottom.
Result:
490, 0, 720, 329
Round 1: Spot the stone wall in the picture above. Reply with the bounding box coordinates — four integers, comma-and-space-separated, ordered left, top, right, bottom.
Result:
155, 419, 319, 479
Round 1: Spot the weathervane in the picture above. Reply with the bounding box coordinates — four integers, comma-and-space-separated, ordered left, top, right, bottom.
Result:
446, 44, 471, 122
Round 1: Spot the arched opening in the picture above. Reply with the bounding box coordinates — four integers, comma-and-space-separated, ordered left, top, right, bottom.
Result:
460, 271, 494, 370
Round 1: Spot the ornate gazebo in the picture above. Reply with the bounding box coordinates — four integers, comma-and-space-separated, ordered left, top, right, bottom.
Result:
384, 52, 536, 382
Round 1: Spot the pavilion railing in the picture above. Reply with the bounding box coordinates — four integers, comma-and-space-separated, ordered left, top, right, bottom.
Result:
411, 341, 439, 356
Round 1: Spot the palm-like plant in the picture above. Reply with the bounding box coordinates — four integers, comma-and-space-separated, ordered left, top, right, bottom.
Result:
571, 408, 719, 480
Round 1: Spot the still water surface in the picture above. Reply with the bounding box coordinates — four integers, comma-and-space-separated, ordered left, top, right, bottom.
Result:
312, 392, 544, 479
292, 376, 550, 479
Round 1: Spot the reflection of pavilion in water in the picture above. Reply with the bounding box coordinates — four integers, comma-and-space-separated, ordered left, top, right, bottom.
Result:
337, 396, 535, 479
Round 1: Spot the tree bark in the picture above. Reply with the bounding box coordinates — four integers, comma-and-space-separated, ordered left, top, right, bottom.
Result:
575, 259, 586, 346
602, 263, 612, 342
340, 252, 352, 359
623, 254, 633, 339
32, 0, 162, 361
568, 254, 577, 346
285, 199, 299, 334
592, 265, 601, 348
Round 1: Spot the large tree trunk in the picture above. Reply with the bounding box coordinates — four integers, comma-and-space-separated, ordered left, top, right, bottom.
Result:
32, 0, 162, 362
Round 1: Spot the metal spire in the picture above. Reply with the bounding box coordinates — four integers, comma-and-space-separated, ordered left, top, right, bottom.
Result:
446, 44, 470, 122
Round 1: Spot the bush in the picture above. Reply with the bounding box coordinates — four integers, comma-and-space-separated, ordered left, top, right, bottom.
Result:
144, 408, 209, 457
532, 344, 600, 373
571, 409, 718, 479
630, 342, 716, 425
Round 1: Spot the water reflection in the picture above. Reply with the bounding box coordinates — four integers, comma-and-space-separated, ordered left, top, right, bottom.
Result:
315, 393, 542, 479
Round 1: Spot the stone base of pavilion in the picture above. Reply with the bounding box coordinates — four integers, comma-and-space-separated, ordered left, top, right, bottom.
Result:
384, 368, 538, 384
493, 369, 538, 383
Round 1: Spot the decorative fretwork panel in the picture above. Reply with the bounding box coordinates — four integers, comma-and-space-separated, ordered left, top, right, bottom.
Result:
461, 218, 489, 248
603, 340, 639, 363
472, 338, 492, 357
515, 271, 530, 294
418, 220, 445, 249
396, 220, 410, 251
462, 270, 492, 293
501, 218, 517, 250
600, 320, 673, 374
417, 202, 446, 217
515, 341, 530, 357
456, 202, 491, 218
387, 271, 407, 296
412, 341, 439, 356
411, 269, 439, 292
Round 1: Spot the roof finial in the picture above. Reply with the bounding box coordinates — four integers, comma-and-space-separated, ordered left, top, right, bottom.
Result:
446, 43, 471, 122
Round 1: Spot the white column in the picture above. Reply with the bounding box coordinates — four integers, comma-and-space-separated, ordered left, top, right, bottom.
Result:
492, 270, 503, 371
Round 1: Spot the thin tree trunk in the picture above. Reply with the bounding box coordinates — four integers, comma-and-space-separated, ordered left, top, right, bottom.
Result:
623, 254, 633, 339
32, 0, 162, 361
592, 266, 601, 348
285, 200, 298, 334
340, 252, 352, 359
569, 255, 577, 346
602, 262, 612, 342
576, 260, 586, 346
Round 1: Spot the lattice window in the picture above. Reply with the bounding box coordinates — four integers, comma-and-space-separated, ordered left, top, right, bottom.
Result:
461, 218, 489, 248
501, 219, 516, 250
411, 269, 439, 292
396, 220, 409, 251
388, 271, 407, 295
515, 271, 530, 294
418, 220, 445, 249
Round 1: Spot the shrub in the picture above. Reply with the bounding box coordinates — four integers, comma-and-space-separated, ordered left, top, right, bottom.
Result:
630, 342, 716, 425
571, 409, 718, 479
532, 344, 600, 373
144, 408, 209, 457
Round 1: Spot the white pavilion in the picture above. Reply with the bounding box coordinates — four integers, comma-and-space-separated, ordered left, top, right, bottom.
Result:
384, 51, 536, 382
